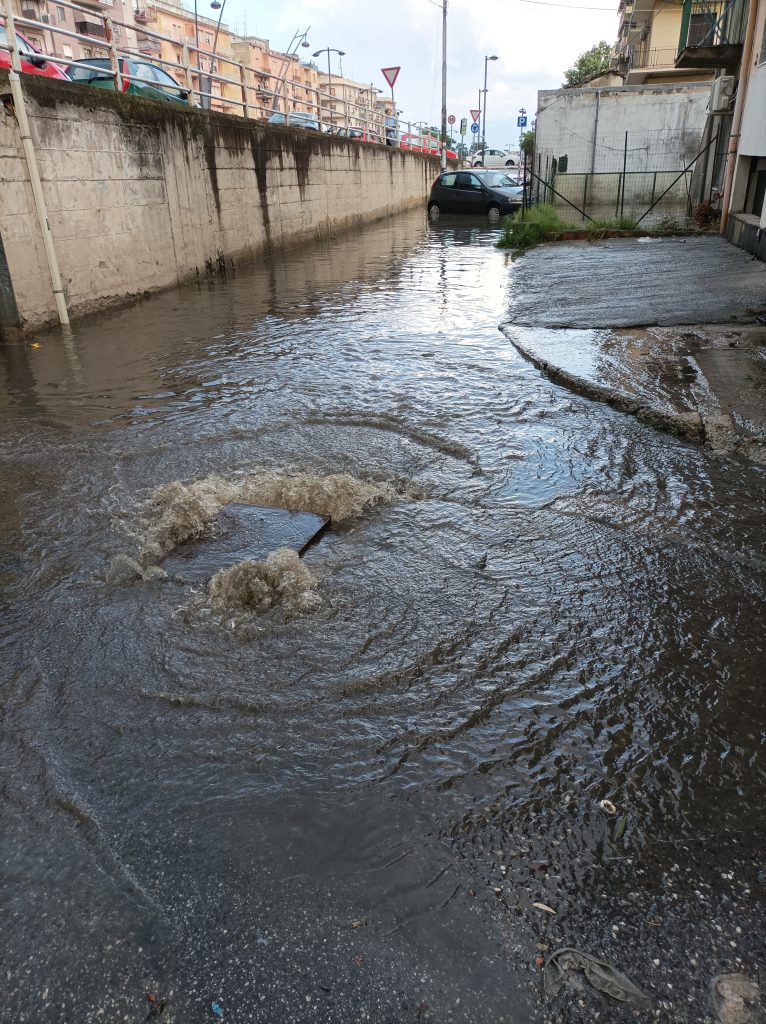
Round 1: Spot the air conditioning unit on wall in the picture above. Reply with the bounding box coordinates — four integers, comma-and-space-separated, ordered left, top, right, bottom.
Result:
711, 76, 736, 113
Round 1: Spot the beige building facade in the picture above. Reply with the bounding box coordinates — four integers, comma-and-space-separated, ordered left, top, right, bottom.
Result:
230, 36, 319, 120
614, 0, 713, 84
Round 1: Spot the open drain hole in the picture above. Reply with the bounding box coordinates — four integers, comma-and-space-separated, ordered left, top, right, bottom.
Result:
161, 502, 329, 583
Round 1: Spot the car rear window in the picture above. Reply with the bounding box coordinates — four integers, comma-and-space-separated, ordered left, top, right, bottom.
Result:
67, 58, 111, 80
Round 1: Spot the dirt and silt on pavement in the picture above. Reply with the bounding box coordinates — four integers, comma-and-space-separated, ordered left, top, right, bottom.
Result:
1, 211, 764, 1023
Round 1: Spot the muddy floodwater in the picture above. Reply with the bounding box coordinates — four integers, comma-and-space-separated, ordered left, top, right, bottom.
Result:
1, 210, 765, 1024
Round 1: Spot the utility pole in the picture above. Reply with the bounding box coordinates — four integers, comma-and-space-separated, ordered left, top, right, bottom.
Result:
440, 0, 447, 169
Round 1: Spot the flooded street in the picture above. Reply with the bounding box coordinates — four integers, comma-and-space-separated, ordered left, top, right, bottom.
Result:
1, 209, 765, 1023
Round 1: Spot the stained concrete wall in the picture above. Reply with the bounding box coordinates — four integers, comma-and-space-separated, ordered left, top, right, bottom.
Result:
536, 82, 710, 174
0, 71, 438, 331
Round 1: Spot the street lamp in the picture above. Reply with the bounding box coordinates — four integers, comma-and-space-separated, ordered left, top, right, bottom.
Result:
312, 46, 345, 126
273, 27, 312, 113
193, 0, 227, 106
480, 54, 498, 160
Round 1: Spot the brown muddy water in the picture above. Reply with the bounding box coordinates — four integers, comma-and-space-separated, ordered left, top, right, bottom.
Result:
1, 210, 765, 1024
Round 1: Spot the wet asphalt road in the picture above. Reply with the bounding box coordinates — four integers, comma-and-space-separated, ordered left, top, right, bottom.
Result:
1, 211, 765, 1023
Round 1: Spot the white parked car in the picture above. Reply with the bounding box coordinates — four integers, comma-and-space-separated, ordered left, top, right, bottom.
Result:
470, 148, 519, 169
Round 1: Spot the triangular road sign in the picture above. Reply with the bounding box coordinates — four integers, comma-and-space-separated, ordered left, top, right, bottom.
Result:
381, 66, 401, 88
470, 108, 481, 123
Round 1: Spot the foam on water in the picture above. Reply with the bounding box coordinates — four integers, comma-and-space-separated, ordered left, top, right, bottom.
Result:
207, 548, 321, 613
140, 470, 394, 562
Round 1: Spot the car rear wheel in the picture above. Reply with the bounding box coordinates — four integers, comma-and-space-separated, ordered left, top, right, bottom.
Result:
487, 204, 502, 222
428, 202, 441, 221
474, 161, 484, 168
505, 159, 515, 167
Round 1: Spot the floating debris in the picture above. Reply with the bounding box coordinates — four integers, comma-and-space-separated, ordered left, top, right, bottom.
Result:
532, 902, 556, 914
545, 948, 650, 1008
599, 799, 617, 815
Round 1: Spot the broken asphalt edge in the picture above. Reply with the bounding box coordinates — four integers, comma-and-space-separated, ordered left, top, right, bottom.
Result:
499, 324, 766, 464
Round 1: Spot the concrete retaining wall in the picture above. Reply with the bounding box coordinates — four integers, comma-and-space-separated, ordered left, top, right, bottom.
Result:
0, 71, 438, 331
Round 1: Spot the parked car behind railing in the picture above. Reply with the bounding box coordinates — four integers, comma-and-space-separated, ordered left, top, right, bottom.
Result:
66, 57, 191, 105
400, 132, 457, 160
0, 19, 70, 79
267, 110, 322, 131
335, 126, 383, 144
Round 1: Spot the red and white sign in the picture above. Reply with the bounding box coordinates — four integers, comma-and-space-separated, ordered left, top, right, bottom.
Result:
470, 108, 481, 123
447, 114, 456, 125
381, 66, 401, 88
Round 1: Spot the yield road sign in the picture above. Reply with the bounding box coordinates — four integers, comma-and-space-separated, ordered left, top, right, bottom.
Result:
381, 66, 401, 88
470, 108, 481, 123
447, 114, 456, 125
470, 123, 480, 134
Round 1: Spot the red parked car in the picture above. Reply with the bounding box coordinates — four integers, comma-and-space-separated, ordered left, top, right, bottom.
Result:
0, 20, 70, 79
400, 132, 457, 160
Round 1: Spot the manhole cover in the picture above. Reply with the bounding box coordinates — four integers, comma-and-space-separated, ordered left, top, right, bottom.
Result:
162, 503, 329, 583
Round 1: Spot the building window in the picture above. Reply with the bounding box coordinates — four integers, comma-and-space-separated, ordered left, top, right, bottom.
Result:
56, 5, 65, 20
82, 46, 92, 57
62, 42, 73, 57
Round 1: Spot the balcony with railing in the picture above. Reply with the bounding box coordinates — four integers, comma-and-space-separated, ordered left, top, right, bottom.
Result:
75, 18, 107, 36
676, 0, 747, 69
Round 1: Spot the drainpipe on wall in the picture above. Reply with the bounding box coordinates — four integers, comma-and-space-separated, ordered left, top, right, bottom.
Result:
719, 0, 759, 235
2, 0, 69, 327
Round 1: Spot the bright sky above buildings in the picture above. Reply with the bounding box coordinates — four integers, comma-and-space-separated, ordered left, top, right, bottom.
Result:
218, 0, 618, 148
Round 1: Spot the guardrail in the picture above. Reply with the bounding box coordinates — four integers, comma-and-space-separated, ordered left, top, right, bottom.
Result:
0, 0, 457, 154
624, 46, 679, 69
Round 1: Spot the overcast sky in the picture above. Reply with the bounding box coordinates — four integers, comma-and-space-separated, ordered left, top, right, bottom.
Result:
217, 0, 617, 149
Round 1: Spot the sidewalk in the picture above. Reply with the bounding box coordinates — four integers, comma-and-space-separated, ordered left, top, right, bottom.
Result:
502, 236, 766, 462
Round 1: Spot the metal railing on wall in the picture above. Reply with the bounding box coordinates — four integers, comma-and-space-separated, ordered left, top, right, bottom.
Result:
0, 0, 453, 155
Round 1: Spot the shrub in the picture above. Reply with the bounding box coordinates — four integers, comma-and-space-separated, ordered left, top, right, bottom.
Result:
496, 204, 568, 251
693, 201, 718, 230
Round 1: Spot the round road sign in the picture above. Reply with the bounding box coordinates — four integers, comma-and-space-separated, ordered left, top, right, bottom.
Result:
447, 114, 456, 125
470, 123, 480, 134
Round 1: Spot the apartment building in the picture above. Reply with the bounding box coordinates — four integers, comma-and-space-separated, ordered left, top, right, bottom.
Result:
315, 71, 383, 128
230, 36, 319, 119
133, 0, 239, 113
10, 0, 138, 63
613, 0, 713, 84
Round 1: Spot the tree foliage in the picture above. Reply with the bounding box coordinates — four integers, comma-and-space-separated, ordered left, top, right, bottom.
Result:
520, 130, 535, 156
563, 40, 612, 87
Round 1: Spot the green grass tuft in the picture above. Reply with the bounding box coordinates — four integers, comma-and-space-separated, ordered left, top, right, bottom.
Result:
496, 204, 568, 251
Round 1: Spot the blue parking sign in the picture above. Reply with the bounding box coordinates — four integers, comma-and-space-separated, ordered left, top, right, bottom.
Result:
517, 116, 528, 127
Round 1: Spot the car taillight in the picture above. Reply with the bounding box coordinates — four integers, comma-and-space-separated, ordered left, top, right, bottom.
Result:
121, 72, 130, 92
